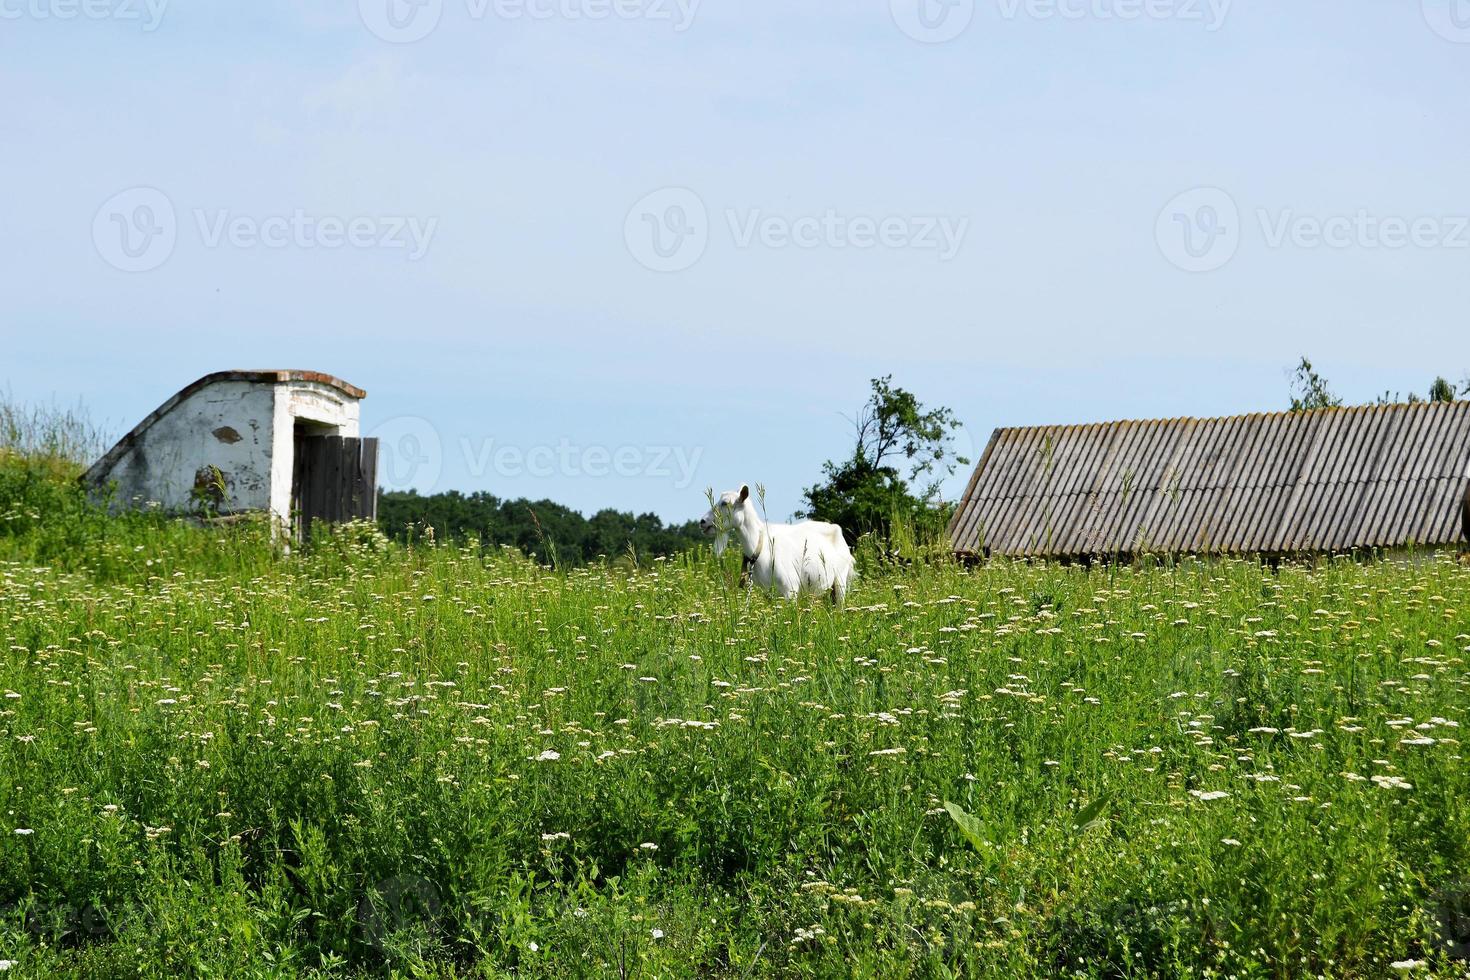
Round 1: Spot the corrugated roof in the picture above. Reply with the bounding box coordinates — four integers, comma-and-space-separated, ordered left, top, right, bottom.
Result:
949, 401, 1470, 558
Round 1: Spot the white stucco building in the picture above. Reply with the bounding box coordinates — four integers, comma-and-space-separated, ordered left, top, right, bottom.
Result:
83, 370, 376, 536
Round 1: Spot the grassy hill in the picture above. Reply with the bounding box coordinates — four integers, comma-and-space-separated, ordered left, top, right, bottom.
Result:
2, 429, 1469, 976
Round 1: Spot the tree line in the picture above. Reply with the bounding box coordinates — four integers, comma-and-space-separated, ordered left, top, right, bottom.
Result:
376, 489, 705, 567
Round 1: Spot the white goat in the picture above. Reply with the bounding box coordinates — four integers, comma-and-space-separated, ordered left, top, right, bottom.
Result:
700, 485, 854, 603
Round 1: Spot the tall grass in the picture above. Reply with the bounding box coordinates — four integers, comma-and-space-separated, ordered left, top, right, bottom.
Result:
1, 434, 1469, 976
0, 393, 110, 481
0, 395, 278, 579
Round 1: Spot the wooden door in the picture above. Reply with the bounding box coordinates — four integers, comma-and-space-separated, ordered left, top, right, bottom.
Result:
291, 435, 379, 542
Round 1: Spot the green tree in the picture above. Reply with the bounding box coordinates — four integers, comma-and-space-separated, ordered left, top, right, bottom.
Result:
1288, 357, 1342, 411
1428, 376, 1458, 403
799, 376, 968, 543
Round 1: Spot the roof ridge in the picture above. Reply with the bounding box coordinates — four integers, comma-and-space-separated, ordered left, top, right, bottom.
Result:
82, 370, 366, 485
989, 399, 1466, 434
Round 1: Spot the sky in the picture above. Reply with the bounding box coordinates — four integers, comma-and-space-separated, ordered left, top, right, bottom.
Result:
3, 0, 1469, 522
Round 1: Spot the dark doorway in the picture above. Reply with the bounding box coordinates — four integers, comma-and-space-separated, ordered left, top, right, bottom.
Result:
291, 421, 379, 542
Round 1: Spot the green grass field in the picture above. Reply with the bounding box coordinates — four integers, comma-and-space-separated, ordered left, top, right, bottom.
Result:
2, 459, 1470, 976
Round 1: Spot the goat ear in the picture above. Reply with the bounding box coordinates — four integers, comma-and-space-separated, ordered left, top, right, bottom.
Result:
738, 484, 749, 503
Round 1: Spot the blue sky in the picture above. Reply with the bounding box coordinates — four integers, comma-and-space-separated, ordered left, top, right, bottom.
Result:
4, 0, 1469, 522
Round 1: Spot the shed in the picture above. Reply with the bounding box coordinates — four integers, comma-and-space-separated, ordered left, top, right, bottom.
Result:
949, 401, 1470, 560
83, 370, 378, 539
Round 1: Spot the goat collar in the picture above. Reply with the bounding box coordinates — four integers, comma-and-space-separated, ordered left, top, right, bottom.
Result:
739, 529, 765, 583
744, 527, 766, 562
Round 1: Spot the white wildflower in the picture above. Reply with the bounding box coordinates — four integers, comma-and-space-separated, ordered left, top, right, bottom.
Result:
1371, 775, 1413, 791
